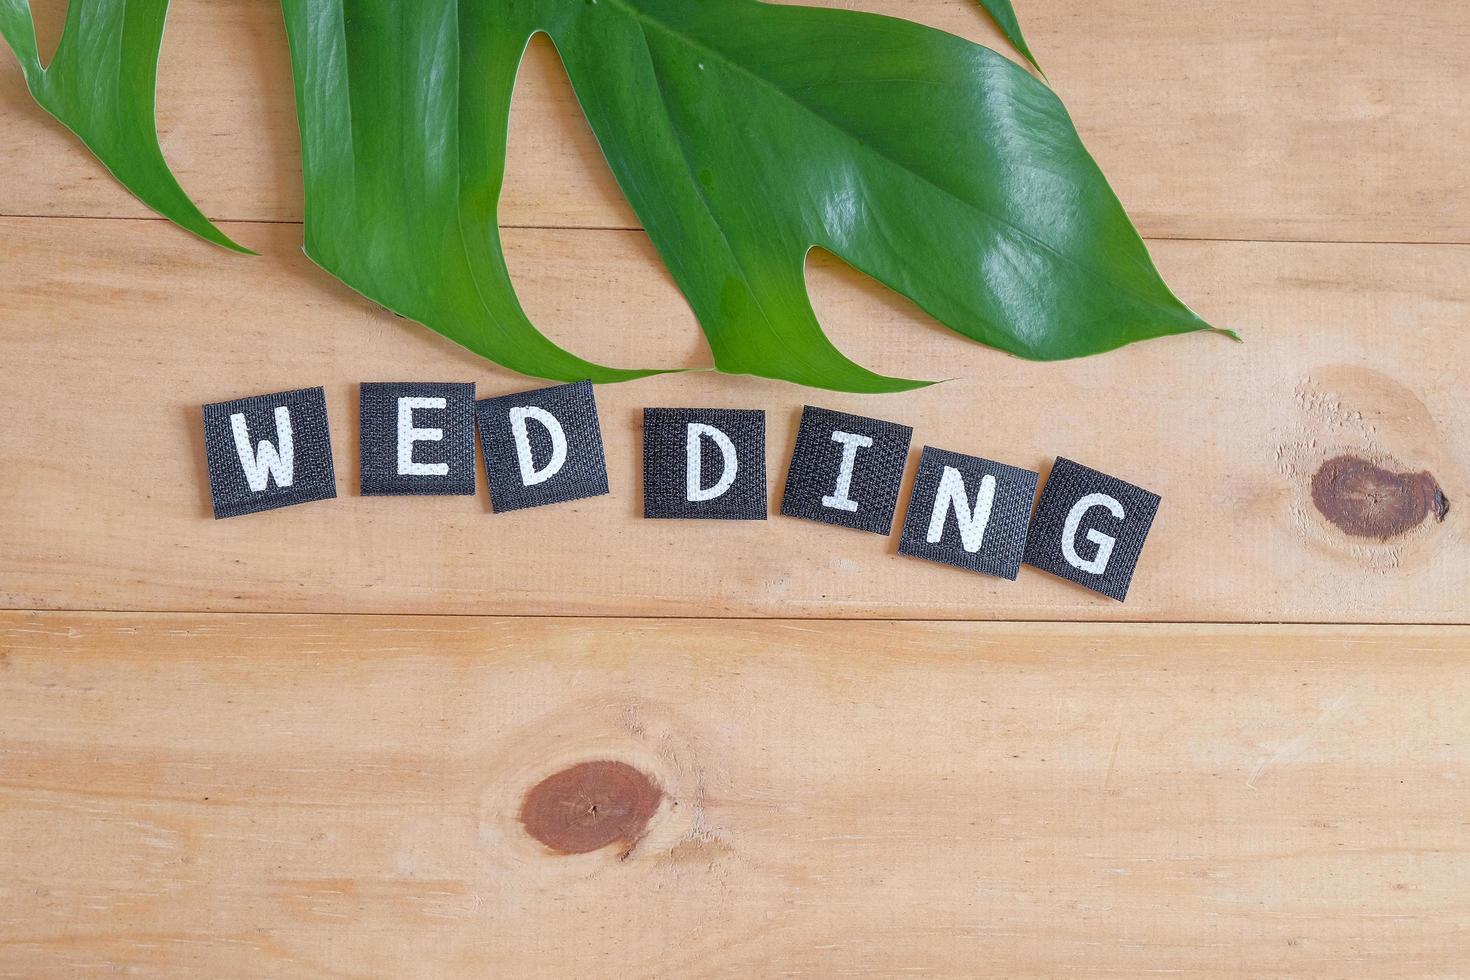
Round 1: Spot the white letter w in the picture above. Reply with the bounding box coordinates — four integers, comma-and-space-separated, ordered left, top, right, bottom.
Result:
231, 407, 295, 491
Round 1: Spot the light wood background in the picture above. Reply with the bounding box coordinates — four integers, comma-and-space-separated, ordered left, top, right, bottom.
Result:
0, 0, 1466, 976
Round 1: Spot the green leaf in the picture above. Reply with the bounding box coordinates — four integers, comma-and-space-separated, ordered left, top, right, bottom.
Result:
277, 0, 1226, 391
0, 0, 249, 252
6, 0, 1231, 391
974, 0, 1042, 74
278, 0, 662, 383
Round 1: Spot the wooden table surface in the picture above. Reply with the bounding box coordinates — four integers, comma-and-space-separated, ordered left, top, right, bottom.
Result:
1, 1, 1467, 976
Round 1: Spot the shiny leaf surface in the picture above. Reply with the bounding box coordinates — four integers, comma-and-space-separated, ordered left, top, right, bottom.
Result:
281, 0, 1227, 390
279, 0, 662, 382
5, 0, 1231, 390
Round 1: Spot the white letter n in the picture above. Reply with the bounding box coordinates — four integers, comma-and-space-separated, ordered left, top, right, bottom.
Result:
231, 407, 294, 491
927, 467, 996, 553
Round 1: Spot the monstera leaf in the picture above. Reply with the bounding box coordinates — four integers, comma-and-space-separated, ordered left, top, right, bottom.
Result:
2, 0, 1231, 391
0, 0, 249, 252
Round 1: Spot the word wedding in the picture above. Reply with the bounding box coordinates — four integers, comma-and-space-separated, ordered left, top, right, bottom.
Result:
202, 381, 1161, 601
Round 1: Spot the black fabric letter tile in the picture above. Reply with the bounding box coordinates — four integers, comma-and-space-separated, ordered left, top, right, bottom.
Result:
779, 405, 913, 535
359, 382, 477, 496
643, 408, 767, 520
1023, 456, 1161, 601
202, 386, 337, 519
475, 380, 609, 513
898, 447, 1039, 580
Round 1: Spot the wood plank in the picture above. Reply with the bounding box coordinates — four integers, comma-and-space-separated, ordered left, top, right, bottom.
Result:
1, 612, 1467, 977
1, 0, 1467, 243
0, 216, 1465, 621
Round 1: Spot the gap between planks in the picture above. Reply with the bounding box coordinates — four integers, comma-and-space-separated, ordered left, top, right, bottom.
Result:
4, 608, 1467, 629
4, 210, 1470, 249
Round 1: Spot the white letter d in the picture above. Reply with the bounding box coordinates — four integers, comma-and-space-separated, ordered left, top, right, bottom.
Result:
509, 406, 567, 487
686, 423, 738, 502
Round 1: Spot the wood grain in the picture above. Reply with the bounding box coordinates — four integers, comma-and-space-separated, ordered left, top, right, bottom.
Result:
1, 0, 1467, 243
1, 612, 1467, 978
4, 1, 1468, 974
1, 216, 1464, 621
